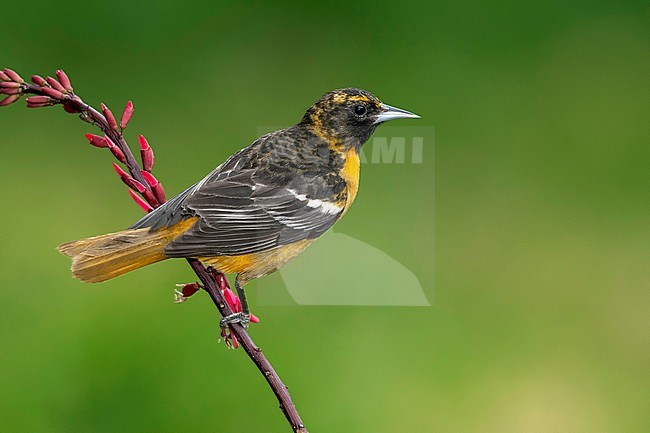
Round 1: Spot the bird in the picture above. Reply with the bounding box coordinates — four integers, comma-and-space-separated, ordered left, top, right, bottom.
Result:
58, 88, 419, 326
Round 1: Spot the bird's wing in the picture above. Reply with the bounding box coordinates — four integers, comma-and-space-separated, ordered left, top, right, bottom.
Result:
129, 129, 345, 257
130, 144, 256, 232
161, 168, 343, 257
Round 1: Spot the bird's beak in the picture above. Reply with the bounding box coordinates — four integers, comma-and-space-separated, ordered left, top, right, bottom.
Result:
374, 103, 420, 124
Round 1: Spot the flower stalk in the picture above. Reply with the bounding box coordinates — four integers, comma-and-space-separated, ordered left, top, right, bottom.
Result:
1, 67, 308, 433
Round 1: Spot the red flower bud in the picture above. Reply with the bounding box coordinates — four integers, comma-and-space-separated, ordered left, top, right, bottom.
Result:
141, 188, 160, 207
128, 189, 154, 213
130, 179, 147, 194
223, 288, 240, 312
55, 69, 73, 92
101, 103, 118, 131
105, 136, 127, 164
84, 133, 108, 148
140, 170, 158, 187
220, 286, 259, 324
174, 282, 202, 303
113, 163, 147, 193
212, 271, 228, 290
3, 68, 23, 83
0, 94, 20, 106
0, 82, 21, 88
63, 104, 78, 114
153, 182, 166, 203
40, 86, 64, 99
31, 75, 50, 87
112, 162, 129, 180
45, 76, 66, 93
120, 100, 134, 129
0, 71, 9, 81
182, 283, 201, 298
138, 135, 155, 172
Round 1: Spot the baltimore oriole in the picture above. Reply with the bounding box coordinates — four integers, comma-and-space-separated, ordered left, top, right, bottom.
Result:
58, 88, 419, 326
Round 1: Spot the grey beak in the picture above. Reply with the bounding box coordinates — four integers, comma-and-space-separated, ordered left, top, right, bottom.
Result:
374, 103, 420, 124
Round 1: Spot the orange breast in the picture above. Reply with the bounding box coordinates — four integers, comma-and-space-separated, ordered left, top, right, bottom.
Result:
339, 147, 360, 216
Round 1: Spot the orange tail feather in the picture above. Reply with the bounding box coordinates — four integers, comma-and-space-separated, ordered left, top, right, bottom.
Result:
57, 218, 197, 283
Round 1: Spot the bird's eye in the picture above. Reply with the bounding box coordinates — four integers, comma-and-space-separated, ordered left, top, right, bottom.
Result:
353, 104, 367, 116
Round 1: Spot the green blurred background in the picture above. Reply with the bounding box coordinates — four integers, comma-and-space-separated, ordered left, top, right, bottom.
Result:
1, 1, 649, 432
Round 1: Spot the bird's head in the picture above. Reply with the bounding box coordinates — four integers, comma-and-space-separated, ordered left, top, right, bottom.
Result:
301, 88, 419, 150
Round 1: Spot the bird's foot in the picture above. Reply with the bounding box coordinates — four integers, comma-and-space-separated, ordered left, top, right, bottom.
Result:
220, 312, 251, 330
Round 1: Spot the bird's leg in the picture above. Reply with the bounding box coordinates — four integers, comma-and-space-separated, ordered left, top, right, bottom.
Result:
235, 278, 251, 318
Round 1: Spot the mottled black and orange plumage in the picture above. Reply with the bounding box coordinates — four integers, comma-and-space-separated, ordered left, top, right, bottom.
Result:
58, 88, 419, 293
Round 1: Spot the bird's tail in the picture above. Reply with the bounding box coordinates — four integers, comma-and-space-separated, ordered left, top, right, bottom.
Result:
57, 228, 169, 283
57, 218, 197, 283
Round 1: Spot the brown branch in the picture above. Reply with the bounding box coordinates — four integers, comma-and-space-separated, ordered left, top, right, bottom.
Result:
1, 68, 307, 433
191, 263, 307, 432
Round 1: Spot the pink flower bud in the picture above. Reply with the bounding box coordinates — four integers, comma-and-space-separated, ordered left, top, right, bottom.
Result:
40, 86, 64, 99
120, 100, 134, 129
0, 71, 9, 81
0, 82, 21, 88
29, 96, 50, 104
55, 69, 73, 92
45, 76, 66, 93
3, 68, 23, 83
26, 96, 51, 108
105, 136, 127, 164
138, 135, 155, 172
84, 133, 108, 148
101, 103, 118, 131
128, 189, 154, 213
26, 96, 52, 108
1, 88, 21, 95
31, 75, 49, 87
0, 94, 20, 106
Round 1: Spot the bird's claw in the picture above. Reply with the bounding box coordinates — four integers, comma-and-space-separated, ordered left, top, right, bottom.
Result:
220, 312, 250, 330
